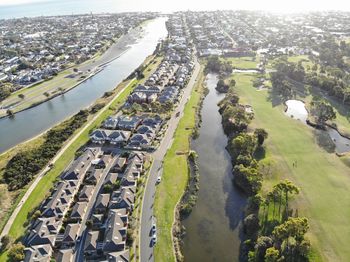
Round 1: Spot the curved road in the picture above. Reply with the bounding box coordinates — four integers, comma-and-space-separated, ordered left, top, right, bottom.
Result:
140, 58, 200, 262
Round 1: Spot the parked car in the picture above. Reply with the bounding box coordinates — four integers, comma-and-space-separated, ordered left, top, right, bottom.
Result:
156, 176, 162, 184
152, 234, 157, 244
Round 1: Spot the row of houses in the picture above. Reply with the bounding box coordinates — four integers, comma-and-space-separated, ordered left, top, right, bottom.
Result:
23, 147, 100, 261
82, 152, 145, 261
90, 115, 163, 150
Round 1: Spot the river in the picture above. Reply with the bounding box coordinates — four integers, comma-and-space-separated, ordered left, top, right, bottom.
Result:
0, 17, 168, 154
182, 73, 246, 262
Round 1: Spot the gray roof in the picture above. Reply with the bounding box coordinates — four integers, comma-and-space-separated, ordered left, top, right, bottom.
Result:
24, 244, 52, 262
62, 224, 80, 243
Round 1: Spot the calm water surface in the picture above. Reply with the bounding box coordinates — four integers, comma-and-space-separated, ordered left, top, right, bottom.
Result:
0, 17, 167, 153
182, 73, 246, 262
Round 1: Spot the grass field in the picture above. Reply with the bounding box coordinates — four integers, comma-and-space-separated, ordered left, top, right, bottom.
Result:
221, 56, 259, 69
231, 72, 350, 262
153, 66, 205, 261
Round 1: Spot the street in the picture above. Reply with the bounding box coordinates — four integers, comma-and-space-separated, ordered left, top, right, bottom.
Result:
140, 57, 200, 262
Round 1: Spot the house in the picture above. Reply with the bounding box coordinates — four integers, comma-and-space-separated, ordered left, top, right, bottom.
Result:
109, 186, 136, 211
70, 202, 87, 221
103, 116, 119, 129
110, 157, 127, 173
103, 209, 128, 254
61, 148, 96, 180
56, 248, 74, 262
95, 194, 110, 213
127, 134, 151, 149
117, 115, 142, 131
89, 129, 108, 144
92, 213, 104, 228
141, 117, 162, 130
62, 224, 80, 247
24, 244, 52, 262
107, 250, 129, 262
42, 180, 76, 218
84, 231, 99, 257
90, 129, 131, 145
79, 185, 94, 202
92, 154, 112, 169
107, 130, 131, 145
85, 167, 103, 185
25, 217, 60, 247
136, 125, 156, 139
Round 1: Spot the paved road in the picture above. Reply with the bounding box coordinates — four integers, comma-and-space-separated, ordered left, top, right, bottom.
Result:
140, 57, 201, 262
0, 80, 133, 241
74, 157, 116, 262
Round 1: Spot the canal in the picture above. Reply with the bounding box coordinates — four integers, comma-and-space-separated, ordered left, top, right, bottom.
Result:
0, 17, 168, 154
182, 73, 246, 262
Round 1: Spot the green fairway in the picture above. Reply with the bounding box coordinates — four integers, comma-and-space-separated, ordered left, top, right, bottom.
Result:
221, 56, 258, 69
153, 67, 205, 261
232, 72, 350, 262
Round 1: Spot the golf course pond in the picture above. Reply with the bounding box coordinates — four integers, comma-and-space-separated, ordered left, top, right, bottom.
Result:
285, 99, 350, 154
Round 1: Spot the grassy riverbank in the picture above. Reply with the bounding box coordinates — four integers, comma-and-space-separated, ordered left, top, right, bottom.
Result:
231, 72, 350, 261
153, 66, 205, 261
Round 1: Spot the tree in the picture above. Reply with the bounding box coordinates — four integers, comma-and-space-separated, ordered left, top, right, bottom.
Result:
234, 165, 263, 195
265, 247, 280, 262
243, 214, 260, 237
8, 243, 25, 262
18, 94, 25, 99
228, 133, 257, 161
273, 217, 309, 244
255, 236, 273, 260
43, 92, 50, 98
0, 84, 12, 101
254, 128, 268, 146
1, 235, 12, 250
310, 98, 336, 125
230, 79, 236, 87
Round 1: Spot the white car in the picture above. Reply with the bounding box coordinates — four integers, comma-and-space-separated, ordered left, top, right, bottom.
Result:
152, 234, 157, 244
156, 176, 162, 184
151, 223, 157, 235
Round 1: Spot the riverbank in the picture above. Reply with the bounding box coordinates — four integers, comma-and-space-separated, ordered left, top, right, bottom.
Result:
0, 21, 147, 119
153, 64, 205, 261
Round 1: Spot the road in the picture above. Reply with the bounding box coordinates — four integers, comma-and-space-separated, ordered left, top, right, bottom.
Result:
140, 57, 201, 262
0, 79, 133, 241
74, 157, 116, 262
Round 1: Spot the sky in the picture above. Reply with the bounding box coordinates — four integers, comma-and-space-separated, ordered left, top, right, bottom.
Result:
0, 0, 350, 13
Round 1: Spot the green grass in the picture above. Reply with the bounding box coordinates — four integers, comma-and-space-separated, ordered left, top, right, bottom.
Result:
153, 66, 204, 262
232, 72, 350, 262
221, 56, 258, 69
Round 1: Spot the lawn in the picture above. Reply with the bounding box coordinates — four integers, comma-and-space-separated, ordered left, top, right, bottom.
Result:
153, 66, 205, 261
221, 56, 259, 69
232, 72, 350, 262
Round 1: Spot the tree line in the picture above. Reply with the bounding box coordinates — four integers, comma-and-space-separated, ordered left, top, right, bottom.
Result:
3, 110, 88, 190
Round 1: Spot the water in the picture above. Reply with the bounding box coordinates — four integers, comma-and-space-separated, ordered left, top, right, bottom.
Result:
182, 73, 246, 262
285, 99, 308, 123
285, 99, 350, 154
0, 17, 167, 153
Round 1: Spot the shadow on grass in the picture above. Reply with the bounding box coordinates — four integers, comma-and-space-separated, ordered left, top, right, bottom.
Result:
254, 146, 266, 160
313, 129, 335, 153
